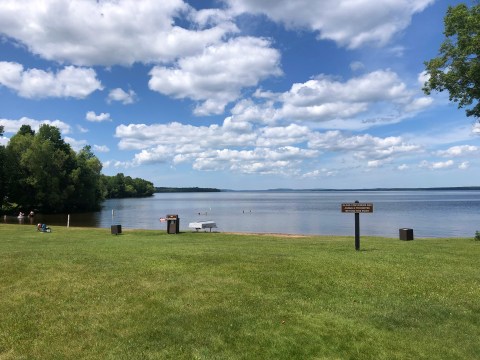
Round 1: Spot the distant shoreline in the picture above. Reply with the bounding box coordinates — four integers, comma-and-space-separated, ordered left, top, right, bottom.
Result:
221, 186, 480, 192
155, 186, 480, 193
155, 187, 221, 193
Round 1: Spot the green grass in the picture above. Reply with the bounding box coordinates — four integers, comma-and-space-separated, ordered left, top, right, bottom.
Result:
0, 224, 479, 359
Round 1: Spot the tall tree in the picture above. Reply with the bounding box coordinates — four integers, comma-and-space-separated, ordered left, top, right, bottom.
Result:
4, 125, 104, 212
5, 126, 36, 209
423, 2, 480, 118
69, 145, 103, 211
18, 125, 35, 136
3, 124, 152, 212
21, 134, 74, 211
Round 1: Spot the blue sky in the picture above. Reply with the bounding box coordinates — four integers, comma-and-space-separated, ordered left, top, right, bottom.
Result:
1, 0, 478, 190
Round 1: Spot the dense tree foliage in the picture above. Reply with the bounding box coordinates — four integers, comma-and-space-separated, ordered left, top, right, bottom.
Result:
155, 187, 220, 193
69, 146, 104, 211
101, 173, 155, 198
1, 124, 102, 213
423, 2, 480, 118
1, 125, 153, 214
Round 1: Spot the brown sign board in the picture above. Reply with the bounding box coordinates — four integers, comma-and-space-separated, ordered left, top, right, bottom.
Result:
341, 203, 373, 213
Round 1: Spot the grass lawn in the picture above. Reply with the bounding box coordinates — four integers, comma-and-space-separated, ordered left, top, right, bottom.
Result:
0, 224, 479, 359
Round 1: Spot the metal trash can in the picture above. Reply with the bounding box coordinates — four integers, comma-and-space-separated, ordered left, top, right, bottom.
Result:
111, 224, 122, 235
399, 228, 414, 241
166, 214, 180, 234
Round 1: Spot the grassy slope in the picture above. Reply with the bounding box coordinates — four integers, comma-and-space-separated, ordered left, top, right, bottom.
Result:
0, 224, 479, 359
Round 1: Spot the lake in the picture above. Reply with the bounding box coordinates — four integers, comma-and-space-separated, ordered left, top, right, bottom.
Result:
6, 190, 480, 238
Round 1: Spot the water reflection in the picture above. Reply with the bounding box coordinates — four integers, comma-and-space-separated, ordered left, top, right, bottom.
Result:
3, 190, 480, 237
4, 212, 99, 227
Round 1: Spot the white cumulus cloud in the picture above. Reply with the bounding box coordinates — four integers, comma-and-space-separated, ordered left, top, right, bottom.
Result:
224, 0, 434, 48
0, 0, 237, 66
93, 145, 110, 153
0, 117, 71, 134
436, 145, 478, 158
419, 159, 455, 170
191, 147, 314, 175
302, 168, 338, 178
148, 37, 282, 115
64, 136, 88, 151
229, 70, 433, 128
113, 116, 429, 177
86, 111, 112, 122
108, 88, 137, 104
279, 70, 425, 121
0, 62, 102, 99
114, 119, 320, 175
115, 121, 257, 151
308, 130, 421, 160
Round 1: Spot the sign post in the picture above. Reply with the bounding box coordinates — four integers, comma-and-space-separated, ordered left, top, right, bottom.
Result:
355, 210, 360, 250
341, 201, 373, 250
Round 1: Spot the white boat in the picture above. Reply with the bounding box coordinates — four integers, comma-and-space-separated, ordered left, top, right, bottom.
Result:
189, 220, 217, 232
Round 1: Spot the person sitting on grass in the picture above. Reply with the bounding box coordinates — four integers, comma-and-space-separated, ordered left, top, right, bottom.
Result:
37, 223, 51, 232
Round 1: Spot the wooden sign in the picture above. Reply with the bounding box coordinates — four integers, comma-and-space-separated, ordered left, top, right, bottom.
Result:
341, 203, 373, 213
341, 201, 374, 251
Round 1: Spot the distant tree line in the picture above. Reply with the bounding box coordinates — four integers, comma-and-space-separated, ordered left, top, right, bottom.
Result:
102, 173, 155, 199
0, 124, 154, 214
155, 187, 221, 193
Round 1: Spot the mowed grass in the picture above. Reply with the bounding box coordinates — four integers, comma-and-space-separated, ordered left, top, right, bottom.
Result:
0, 224, 479, 359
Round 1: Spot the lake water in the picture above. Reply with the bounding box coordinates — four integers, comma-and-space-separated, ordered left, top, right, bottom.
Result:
6, 190, 480, 238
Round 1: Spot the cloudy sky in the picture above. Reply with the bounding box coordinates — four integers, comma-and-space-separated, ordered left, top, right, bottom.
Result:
0, 0, 478, 190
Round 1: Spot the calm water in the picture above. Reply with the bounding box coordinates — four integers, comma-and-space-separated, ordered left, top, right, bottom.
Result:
5, 191, 480, 237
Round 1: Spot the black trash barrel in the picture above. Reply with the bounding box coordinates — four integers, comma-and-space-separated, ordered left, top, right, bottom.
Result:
111, 225, 122, 235
399, 228, 414, 241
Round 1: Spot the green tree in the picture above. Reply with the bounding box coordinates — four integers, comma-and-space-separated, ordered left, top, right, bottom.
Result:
101, 173, 154, 198
113, 173, 126, 198
5, 126, 36, 210
423, 2, 480, 118
37, 124, 71, 153
133, 177, 155, 197
4, 125, 104, 213
69, 146, 103, 211
2, 124, 151, 212
18, 124, 35, 136
20, 127, 76, 212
